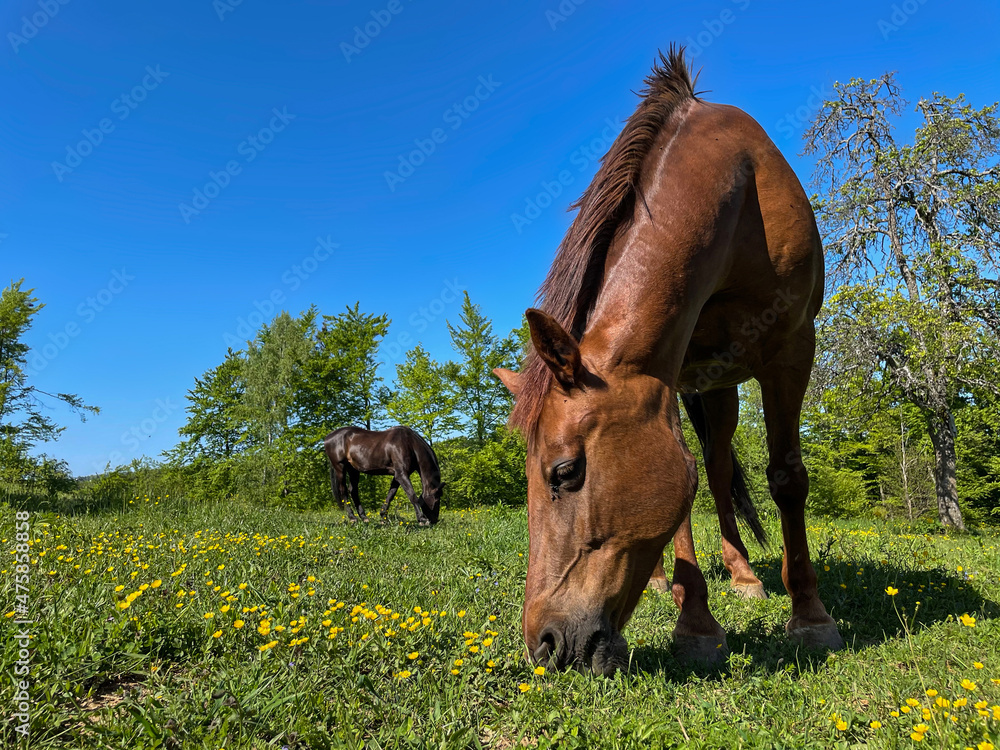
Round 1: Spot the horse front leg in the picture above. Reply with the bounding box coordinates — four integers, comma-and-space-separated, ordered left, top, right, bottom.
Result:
396, 472, 430, 526
759, 360, 843, 651
671, 512, 728, 663
380, 478, 400, 522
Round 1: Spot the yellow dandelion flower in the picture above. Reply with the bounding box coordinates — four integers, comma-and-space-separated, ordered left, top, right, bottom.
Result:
518, 683, 531, 693
457, 610, 466, 618
117, 601, 130, 610
534, 666, 545, 676
906, 699, 920, 707
885, 586, 898, 595
973, 661, 983, 669
204, 612, 215, 619
233, 620, 244, 629
835, 719, 847, 731
482, 638, 494, 647
450, 669, 459, 675
454, 659, 464, 667
469, 646, 480, 654
489, 615, 497, 622
115, 585, 125, 592
408, 652, 419, 660
900, 706, 911, 714
212, 630, 222, 638
397, 670, 411, 679
151, 580, 161, 588
925, 689, 938, 698
889, 711, 899, 717
961, 679, 976, 691
977, 742, 994, 750
959, 613, 976, 627
869, 721, 881, 729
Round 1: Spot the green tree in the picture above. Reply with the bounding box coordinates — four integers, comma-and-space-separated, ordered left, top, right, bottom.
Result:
240, 310, 314, 448
303, 303, 390, 432
386, 344, 458, 444
174, 349, 245, 461
804, 75, 1000, 529
0, 279, 98, 479
446, 293, 520, 447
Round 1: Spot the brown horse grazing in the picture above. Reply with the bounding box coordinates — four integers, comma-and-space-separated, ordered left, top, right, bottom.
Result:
494, 47, 843, 676
323, 426, 443, 526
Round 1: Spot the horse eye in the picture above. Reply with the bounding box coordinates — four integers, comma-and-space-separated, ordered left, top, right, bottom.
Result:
550, 458, 584, 493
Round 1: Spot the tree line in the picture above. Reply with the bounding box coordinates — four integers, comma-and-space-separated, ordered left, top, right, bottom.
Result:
161, 293, 528, 509
2, 72, 999, 527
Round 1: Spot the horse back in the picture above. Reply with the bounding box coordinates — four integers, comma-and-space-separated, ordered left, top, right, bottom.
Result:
630, 99, 824, 388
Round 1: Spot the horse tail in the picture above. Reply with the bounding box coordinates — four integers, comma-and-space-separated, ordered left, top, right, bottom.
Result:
680, 393, 768, 548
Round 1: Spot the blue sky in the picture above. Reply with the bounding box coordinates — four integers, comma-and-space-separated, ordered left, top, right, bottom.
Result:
3, 0, 998, 475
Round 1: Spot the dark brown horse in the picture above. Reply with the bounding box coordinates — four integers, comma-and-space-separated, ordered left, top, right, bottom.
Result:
494, 48, 843, 675
323, 426, 443, 526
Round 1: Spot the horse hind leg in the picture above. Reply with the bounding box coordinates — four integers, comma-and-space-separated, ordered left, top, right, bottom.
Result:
331, 463, 358, 523
701, 388, 767, 600
647, 557, 669, 593
346, 466, 368, 523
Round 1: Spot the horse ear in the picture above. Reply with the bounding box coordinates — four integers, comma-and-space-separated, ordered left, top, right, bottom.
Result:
492, 368, 521, 396
525, 308, 583, 390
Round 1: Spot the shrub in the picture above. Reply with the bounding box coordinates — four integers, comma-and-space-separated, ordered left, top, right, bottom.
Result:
440, 429, 526, 508
806, 459, 870, 518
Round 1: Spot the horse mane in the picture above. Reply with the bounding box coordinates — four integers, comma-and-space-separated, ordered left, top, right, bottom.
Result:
407, 427, 442, 488
508, 46, 697, 437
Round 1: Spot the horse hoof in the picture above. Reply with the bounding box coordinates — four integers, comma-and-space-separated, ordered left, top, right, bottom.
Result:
731, 582, 767, 600
418, 519, 431, 527
647, 578, 669, 593
672, 633, 729, 664
786, 622, 845, 651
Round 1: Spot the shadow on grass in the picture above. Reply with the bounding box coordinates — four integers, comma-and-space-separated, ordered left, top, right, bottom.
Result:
629, 555, 1000, 681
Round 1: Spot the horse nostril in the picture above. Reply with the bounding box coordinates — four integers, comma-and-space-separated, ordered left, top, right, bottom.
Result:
534, 626, 561, 666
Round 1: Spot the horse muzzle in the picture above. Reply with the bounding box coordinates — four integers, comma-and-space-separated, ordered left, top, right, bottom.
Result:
528, 616, 628, 676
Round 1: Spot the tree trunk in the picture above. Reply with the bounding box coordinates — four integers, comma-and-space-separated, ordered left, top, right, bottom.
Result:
899, 410, 912, 520
925, 408, 965, 530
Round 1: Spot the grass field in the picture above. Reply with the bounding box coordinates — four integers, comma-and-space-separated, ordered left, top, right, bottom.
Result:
2, 496, 999, 749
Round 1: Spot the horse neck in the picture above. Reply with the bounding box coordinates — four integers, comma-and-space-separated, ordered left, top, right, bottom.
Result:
583, 151, 739, 382
412, 438, 440, 489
